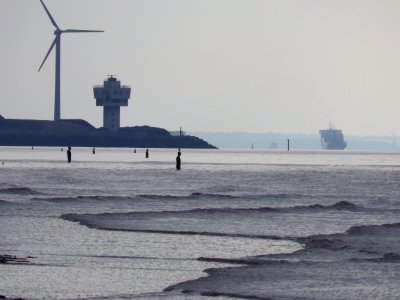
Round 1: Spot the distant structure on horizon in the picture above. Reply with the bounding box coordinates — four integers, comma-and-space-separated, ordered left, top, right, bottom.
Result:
319, 124, 347, 150
170, 127, 186, 136
93, 76, 131, 131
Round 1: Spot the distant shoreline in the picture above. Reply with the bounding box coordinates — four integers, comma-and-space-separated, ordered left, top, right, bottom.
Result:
0, 116, 216, 149
191, 131, 399, 151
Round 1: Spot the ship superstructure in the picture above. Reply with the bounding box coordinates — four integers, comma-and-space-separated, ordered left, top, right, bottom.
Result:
319, 124, 347, 150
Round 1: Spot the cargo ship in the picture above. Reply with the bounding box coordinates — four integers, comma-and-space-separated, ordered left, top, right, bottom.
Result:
319, 124, 347, 150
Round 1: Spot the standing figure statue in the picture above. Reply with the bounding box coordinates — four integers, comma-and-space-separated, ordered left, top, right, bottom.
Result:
176, 150, 181, 170
67, 146, 72, 163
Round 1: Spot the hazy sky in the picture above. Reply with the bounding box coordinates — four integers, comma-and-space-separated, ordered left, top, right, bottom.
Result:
1, 0, 400, 135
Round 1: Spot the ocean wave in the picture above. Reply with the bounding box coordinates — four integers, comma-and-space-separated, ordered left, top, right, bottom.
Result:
59, 201, 366, 241
376, 253, 400, 262
358, 252, 400, 263
0, 199, 14, 205
346, 222, 400, 235
57, 200, 362, 216
294, 200, 360, 211
138, 192, 315, 200
296, 221, 400, 254
299, 238, 349, 251
34, 193, 241, 202
139, 201, 361, 214
61, 213, 284, 240
138, 192, 241, 200
197, 257, 265, 265
0, 187, 42, 195
257, 193, 310, 199
35, 192, 325, 203
32, 195, 134, 203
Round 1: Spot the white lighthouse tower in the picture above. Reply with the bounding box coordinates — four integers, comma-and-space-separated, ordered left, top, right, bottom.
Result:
93, 76, 131, 131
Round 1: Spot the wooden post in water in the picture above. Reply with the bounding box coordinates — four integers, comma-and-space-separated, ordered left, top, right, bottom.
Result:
287, 139, 290, 151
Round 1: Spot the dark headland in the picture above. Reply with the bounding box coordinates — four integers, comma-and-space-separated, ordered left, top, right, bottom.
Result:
0, 116, 216, 149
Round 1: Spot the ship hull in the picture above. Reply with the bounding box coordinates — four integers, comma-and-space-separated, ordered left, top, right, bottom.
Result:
319, 129, 347, 150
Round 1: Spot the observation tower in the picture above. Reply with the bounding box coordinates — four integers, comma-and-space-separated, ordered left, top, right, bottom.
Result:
93, 76, 131, 131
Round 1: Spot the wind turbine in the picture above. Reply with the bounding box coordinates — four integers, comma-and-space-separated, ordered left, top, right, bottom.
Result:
38, 0, 103, 121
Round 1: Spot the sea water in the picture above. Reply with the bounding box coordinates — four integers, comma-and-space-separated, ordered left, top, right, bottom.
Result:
1, 147, 400, 299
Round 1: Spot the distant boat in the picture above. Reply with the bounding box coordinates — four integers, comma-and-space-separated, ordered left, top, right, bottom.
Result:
319, 124, 347, 150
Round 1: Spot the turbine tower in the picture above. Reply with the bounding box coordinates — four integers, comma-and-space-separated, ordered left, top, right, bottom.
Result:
38, 0, 103, 121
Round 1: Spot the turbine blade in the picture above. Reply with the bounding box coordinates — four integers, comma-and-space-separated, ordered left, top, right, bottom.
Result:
38, 37, 57, 72
39, 0, 59, 29
63, 29, 104, 33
